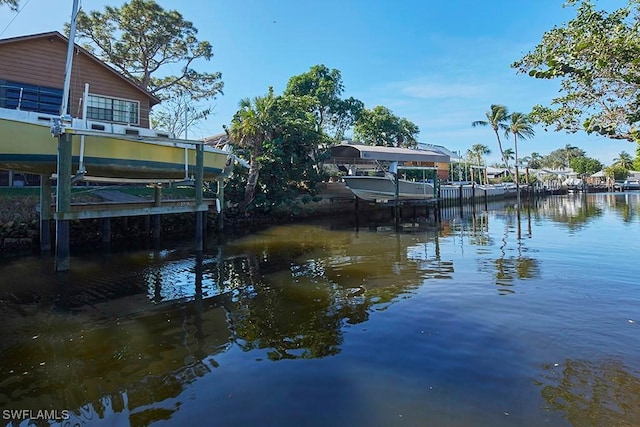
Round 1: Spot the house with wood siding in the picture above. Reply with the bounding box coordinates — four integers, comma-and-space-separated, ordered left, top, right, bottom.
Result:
0, 31, 160, 186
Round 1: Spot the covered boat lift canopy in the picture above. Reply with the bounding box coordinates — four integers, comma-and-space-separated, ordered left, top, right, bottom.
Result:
330, 143, 450, 164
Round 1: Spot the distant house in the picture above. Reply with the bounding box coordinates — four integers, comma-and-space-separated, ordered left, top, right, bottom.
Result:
0, 31, 161, 186
627, 170, 640, 180
486, 166, 508, 180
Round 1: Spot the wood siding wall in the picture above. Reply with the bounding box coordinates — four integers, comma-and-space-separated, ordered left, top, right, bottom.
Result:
0, 36, 153, 127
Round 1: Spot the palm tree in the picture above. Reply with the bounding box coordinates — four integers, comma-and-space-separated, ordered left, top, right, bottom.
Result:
502, 148, 515, 169
505, 112, 535, 205
470, 143, 491, 184
472, 105, 510, 175
528, 152, 543, 169
560, 144, 585, 168
612, 151, 634, 170
227, 87, 277, 212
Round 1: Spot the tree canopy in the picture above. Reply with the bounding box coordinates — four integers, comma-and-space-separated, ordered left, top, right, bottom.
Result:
542, 144, 587, 169
512, 0, 640, 142
227, 87, 322, 213
472, 105, 511, 168
284, 65, 363, 141
569, 156, 603, 175
72, 0, 223, 102
353, 106, 419, 147
612, 151, 634, 169
0, 0, 19, 11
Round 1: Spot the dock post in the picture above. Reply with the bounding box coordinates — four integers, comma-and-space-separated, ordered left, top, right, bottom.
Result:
216, 179, 225, 232
102, 218, 111, 244
55, 133, 72, 272
153, 185, 162, 240
39, 174, 52, 252
436, 186, 442, 223
195, 142, 204, 252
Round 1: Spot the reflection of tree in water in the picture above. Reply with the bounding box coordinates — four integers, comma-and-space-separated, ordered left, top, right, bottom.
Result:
537, 196, 604, 231
537, 358, 640, 427
476, 207, 540, 295
608, 193, 640, 223
225, 224, 445, 361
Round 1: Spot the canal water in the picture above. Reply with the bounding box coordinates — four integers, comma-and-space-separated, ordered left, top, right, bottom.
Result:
0, 193, 639, 427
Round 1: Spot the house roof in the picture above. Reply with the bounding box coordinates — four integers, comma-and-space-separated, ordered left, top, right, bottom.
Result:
0, 31, 161, 106
330, 142, 450, 163
418, 143, 461, 161
202, 132, 230, 148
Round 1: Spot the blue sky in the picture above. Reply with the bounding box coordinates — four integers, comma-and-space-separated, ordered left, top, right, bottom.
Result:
1, 0, 634, 165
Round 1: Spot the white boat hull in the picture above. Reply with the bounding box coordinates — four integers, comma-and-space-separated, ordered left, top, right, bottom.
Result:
342, 175, 435, 202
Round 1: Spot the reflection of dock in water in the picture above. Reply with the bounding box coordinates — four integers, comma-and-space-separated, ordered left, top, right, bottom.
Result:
0, 286, 234, 425
0, 247, 239, 425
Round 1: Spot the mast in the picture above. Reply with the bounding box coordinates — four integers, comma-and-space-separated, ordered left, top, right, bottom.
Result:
54, 0, 80, 272
60, 0, 80, 117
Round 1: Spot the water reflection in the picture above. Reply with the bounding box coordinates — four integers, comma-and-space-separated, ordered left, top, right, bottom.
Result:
1, 195, 638, 426
536, 195, 604, 230
537, 358, 640, 427
0, 292, 233, 425
224, 224, 450, 360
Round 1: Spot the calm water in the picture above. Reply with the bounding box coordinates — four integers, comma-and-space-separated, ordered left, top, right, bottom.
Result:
1, 193, 639, 427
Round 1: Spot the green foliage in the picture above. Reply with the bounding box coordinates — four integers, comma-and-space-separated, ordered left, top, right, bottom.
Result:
605, 165, 629, 180
353, 106, 419, 147
284, 65, 364, 141
569, 156, 603, 175
0, 0, 19, 11
541, 144, 586, 169
513, 0, 640, 141
612, 151, 635, 169
227, 87, 323, 213
72, 0, 223, 103
472, 105, 511, 168
526, 152, 544, 169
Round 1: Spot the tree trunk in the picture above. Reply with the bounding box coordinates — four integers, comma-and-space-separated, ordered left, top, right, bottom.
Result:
242, 157, 260, 213
493, 129, 510, 175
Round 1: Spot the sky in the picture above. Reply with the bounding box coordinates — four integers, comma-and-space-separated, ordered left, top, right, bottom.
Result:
1, 0, 635, 165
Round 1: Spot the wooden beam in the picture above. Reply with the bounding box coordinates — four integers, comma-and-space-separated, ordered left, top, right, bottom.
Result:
54, 204, 209, 220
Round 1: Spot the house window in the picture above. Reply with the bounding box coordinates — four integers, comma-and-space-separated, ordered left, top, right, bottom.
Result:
87, 94, 139, 125
0, 80, 62, 115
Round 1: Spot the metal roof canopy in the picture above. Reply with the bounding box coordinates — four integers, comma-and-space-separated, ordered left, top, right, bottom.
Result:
330, 143, 450, 164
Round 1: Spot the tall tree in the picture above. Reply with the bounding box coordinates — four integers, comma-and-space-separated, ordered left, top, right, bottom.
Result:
0, 0, 19, 11
512, 0, 640, 145
150, 88, 211, 138
543, 145, 586, 169
227, 88, 277, 212
469, 144, 491, 184
527, 152, 544, 169
570, 156, 603, 175
284, 64, 363, 141
505, 112, 535, 201
612, 151, 634, 169
472, 105, 511, 173
502, 148, 515, 169
353, 106, 419, 147
72, 0, 223, 125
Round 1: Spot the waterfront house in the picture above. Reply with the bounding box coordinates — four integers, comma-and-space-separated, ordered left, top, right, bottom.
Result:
0, 31, 161, 186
